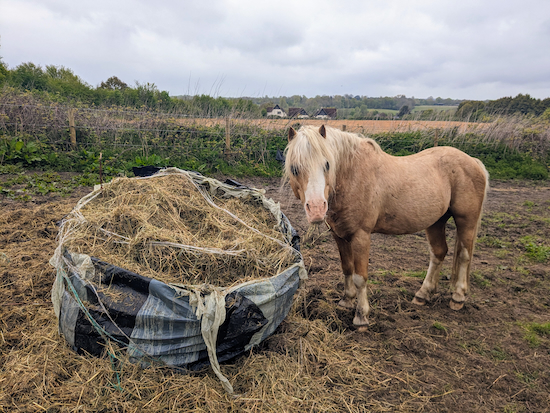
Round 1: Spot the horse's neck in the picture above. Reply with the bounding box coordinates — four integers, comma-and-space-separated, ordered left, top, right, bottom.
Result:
334, 142, 391, 211
336, 140, 381, 188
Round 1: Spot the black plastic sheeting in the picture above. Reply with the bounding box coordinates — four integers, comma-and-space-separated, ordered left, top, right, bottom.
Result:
63, 255, 269, 371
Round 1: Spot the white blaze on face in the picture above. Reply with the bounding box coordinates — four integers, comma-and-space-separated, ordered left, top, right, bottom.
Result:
304, 164, 328, 223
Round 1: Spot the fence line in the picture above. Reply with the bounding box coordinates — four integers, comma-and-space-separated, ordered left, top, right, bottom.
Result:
2, 103, 547, 163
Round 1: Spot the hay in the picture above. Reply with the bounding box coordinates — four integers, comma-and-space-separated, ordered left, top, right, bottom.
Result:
59, 171, 298, 288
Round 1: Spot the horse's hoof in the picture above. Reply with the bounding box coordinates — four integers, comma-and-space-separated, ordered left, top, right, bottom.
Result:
356, 325, 369, 333
412, 295, 427, 306
449, 298, 464, 311
338, 299, 355, 310
353, 315, 369, 327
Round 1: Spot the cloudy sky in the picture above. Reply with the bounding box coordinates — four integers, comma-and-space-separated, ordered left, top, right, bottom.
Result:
1, 0, 550, 100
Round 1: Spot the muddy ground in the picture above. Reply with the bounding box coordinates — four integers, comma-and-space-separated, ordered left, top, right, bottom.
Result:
1, 174, 549, 412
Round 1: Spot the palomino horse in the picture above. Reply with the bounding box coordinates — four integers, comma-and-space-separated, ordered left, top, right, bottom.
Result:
284, 125, 489, 329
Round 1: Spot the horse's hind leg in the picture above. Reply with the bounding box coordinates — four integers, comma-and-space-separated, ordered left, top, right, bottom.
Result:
449, 215, 479, 310
413, 215, 449, 306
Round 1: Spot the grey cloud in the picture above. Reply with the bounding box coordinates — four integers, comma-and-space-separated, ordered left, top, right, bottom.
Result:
2, 0, 550, 99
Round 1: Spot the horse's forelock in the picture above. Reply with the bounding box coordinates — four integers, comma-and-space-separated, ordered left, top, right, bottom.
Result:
284, 125, 343, 188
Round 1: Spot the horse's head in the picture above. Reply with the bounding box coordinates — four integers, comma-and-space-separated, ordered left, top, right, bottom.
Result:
284, 125, 333, 224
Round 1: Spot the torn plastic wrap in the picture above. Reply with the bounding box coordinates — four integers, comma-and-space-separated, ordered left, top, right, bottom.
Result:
50, 169, 307, 394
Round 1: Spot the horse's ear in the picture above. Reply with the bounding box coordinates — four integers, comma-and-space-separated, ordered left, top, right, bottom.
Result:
319, 125, 327, 138
288, 127, 297, 142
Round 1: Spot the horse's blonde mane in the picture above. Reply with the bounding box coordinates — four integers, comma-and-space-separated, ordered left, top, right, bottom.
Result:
284, 125, 381, 188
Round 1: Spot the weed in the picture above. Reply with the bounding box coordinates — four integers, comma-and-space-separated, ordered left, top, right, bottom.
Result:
503, 403, 526, 413
494, 250, 509, 259
520, 236, 550, 263
471, 271, 491, 288
459, 339, 488, 356
432, 321, 447, 333
0, 164, 23, 174
523, 200, 536, 211
520, 321, 550, 347
515, 370, 539, 385
514, 266, 531, 276
478, 236, 509, 249
403, 270, 426, 279
490, 346, 509, 361
484, 212, 518, 225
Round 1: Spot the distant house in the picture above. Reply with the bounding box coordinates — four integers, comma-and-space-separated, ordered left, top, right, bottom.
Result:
266, 104, 287, 118
313, 108, 337, 119
288, 107, 309, 119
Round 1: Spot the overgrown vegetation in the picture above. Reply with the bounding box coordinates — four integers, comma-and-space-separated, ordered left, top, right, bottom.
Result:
1, 98, 548, 185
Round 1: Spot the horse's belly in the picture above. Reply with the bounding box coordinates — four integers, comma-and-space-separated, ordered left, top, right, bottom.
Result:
374, 201, 448, 235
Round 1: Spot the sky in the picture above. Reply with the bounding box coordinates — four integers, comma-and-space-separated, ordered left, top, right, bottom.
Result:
1, 0, 550, 101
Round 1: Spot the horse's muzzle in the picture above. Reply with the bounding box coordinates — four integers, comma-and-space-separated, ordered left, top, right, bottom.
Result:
305, 201, 327, 223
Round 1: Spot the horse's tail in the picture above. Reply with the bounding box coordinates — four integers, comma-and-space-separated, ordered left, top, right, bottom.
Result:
451, 158, 489, 292
474, 158, 490, 234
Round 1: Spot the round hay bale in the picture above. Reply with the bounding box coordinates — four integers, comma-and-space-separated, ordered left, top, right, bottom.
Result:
50, 168, 307, 393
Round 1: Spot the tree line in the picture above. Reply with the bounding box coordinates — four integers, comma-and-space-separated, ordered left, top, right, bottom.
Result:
456, 94, 550, 121
0, 61, 260, 116
1, 60, 549, 121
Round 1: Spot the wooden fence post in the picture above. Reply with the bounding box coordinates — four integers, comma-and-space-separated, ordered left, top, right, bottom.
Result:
68, 109, 77, 149
434, 129, 439, 147
225, 117, 231, 152
342, 124, 347, 132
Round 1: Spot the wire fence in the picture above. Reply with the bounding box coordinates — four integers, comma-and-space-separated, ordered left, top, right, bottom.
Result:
1, 101, 549, 165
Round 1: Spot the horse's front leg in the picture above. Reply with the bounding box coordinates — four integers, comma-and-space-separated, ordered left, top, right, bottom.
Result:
333, 234, 356, 310
350, 230, 371, 329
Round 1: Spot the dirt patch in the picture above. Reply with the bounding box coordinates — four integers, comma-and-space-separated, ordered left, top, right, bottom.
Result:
1, 176, 549, 412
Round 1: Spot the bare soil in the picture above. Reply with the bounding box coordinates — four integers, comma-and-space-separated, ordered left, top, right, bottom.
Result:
1, 176, 549, 412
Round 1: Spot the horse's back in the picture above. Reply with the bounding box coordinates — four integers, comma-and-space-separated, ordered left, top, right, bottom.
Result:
369, 146, 487, 234
400, 146, 487, 186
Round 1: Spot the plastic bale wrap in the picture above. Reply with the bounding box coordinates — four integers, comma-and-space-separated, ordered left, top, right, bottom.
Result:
50, 169, 307, 393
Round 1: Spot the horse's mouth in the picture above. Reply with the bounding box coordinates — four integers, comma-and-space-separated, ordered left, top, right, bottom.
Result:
306, 213, 327, 224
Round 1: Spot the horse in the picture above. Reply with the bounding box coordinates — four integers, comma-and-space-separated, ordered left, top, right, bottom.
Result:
284, 125, 489, 330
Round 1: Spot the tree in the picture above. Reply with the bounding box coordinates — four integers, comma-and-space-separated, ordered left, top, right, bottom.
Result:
397, 105, 410, 118
0, 60, 8, 86
45, 65, 91, 100
0, 38, 8, 85
11, 62, 48, 91
99, 76, 129, 90
456, 101, 486, 120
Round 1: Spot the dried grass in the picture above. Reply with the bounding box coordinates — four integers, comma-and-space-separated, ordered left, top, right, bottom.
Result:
61, 173, 297, 288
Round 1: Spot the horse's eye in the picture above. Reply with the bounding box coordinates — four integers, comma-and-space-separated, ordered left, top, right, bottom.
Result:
290, 165, 299, 176
325, 161, 330, 172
